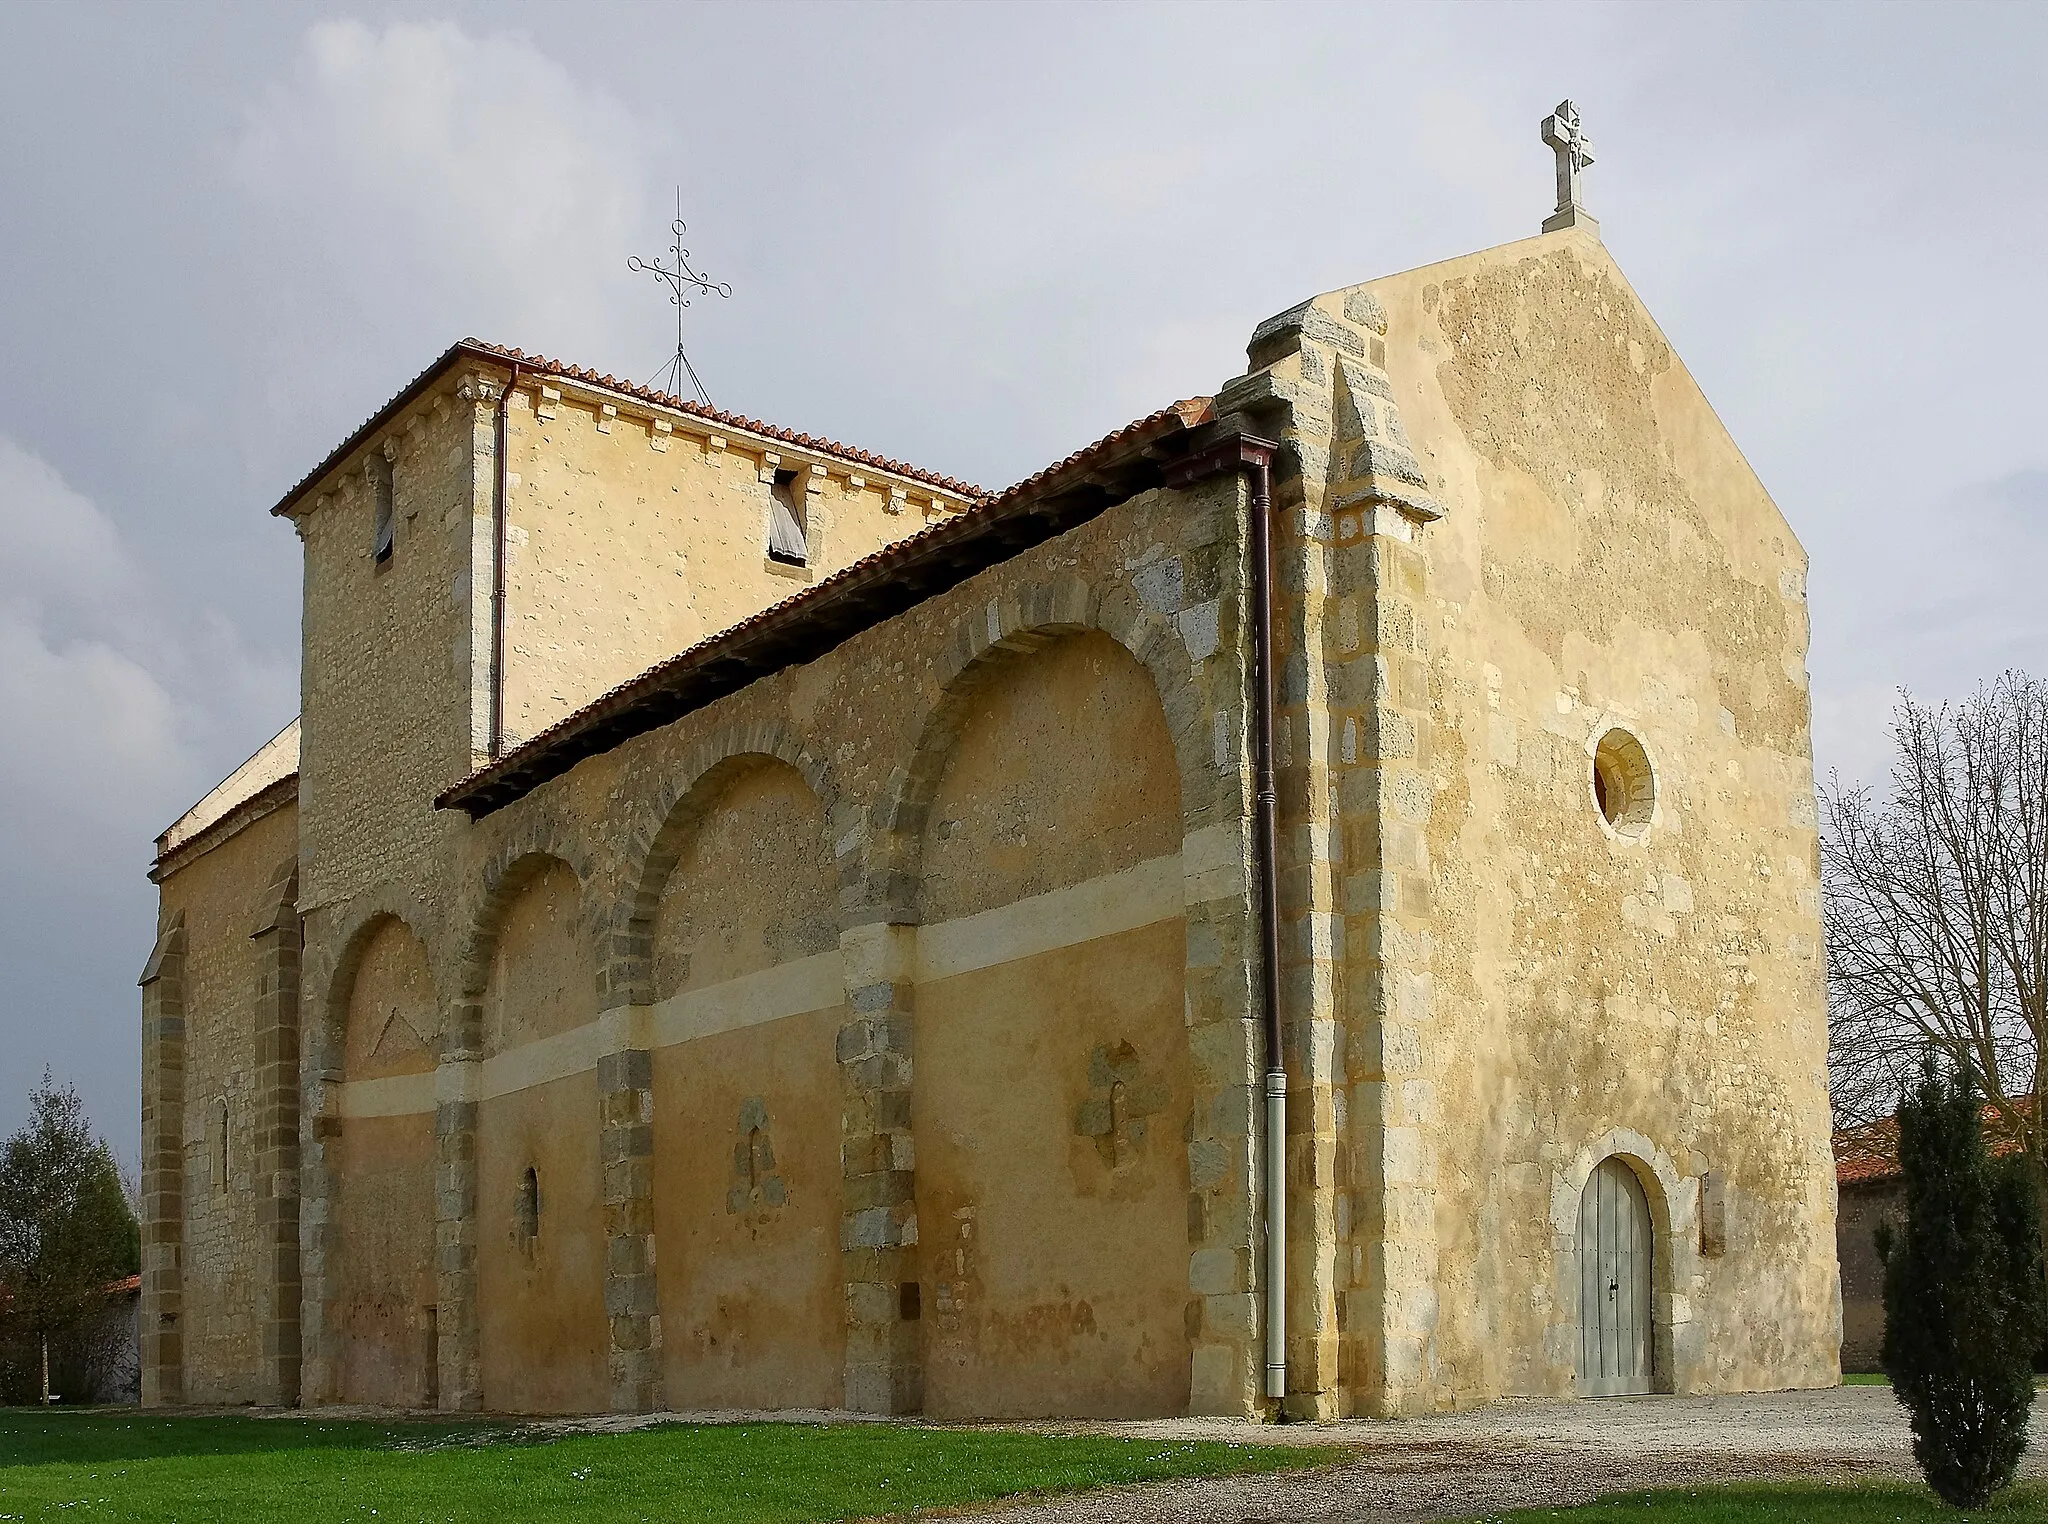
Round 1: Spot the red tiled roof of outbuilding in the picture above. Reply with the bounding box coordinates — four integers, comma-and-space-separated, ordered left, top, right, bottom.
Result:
1834, 1100, 2033, 1186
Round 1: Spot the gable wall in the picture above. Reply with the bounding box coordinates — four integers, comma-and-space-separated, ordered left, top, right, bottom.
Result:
1360, 231, 1836, 1403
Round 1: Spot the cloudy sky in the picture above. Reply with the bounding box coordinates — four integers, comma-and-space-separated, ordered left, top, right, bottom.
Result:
2, 1, 2043, 1159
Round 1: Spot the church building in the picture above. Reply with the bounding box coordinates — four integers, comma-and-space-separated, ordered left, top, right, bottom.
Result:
139, 126, 1842, 1418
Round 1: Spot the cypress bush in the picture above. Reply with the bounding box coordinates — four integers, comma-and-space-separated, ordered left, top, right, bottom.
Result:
1879, 1064, 2048, 1507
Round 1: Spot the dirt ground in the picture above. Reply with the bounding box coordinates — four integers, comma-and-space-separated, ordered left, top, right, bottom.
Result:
290, 1386, 2042, 1521
949, 1387, 2048, 1522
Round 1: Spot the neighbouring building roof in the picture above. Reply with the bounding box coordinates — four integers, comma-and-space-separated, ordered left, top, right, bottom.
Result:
153, 718, 299, 874
269, 338, 986, 521
438, 397, 1221, 818
1834, 1102, 2032, 1187
0, 1273, 139, 1305
1834, 1117, 1901, 1186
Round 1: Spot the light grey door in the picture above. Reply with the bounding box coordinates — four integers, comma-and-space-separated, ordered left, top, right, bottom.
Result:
1577, 1157, 1653, 1396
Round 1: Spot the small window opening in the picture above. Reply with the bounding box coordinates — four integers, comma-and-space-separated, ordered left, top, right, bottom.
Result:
423, 1305, 440, 1406
369, 454, 396, 564
899, 1281, 922, 1321
767, 469, 807, 565
515, 1166, 540, 1242
1591, 728, 1655, 838
211, 1098, 230, 1196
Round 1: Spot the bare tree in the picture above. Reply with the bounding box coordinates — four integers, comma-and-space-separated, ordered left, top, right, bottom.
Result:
1822, 672, 2048, 1186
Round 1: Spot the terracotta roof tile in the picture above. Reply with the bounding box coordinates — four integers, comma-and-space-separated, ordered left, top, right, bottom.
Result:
270, 338, 984, 519
1834, 1117, 1901, 1185
437, 396, 1220, 817
1834, 1100, 2033, 1185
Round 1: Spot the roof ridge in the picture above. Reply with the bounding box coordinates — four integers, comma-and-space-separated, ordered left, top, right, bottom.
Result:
437, 394, 1217, 817
270, 338, 988, 519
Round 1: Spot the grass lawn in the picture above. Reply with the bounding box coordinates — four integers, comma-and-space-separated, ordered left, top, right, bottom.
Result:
1461, 1478, 2048, 1521
0, 1408, 1338, 1523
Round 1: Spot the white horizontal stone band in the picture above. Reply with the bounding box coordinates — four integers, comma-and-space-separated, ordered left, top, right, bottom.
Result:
648, 949, 841, 1050
917, 851, 1182, 982
334, 852, 1191, 1115
337, 1070, 435, 1119
481, 1020, 604, 1102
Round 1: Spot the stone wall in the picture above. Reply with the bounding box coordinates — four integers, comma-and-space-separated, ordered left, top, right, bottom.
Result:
158, 230, 1839, 1419
293, 387, 480, 923
291, 363, 969, 932
501, 382, 967, 750
1836, 1177, 1897, 1373
322, 915, 439, 1407
648, 759, 845, 1411
475, 857, 608, 1414
143, 799, 299, 1405
284, 359, 966, 1409
292, 468, 1263, 1416
911, 631, 1193, 1418
1353, 230, 1836, 1406
1201, 226, 1837, 1415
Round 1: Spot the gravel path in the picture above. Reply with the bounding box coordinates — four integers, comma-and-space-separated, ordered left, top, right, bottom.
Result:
286, 1386, 2044, 1521
949, 1388, 2048, 1523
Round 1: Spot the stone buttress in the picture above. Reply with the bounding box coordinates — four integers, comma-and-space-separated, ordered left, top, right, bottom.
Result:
1215, 289, 1449, 1416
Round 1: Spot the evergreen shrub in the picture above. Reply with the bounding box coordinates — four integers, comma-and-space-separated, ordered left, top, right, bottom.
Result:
1880, 1064, 2048, 1507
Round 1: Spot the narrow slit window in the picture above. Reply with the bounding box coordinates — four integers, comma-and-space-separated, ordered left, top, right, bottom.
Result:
212, 1098, 230, 1196
767, 469, 807, 565
516, 1166, 540, 1242
370, 454, 396, 564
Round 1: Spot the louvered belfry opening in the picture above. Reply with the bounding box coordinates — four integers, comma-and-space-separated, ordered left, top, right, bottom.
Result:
767, 469, 807, 565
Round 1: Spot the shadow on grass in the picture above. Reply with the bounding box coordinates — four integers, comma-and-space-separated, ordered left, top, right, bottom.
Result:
0, 1411, 1338, 1524
0, 1408, 533, 1467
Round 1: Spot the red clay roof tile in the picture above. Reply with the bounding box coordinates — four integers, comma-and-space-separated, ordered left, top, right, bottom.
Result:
435, 396, 1219, 817
270, 338, 985, 519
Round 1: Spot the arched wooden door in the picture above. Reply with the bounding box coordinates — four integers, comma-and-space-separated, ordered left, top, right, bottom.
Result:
1577, 1157, 1653, 1396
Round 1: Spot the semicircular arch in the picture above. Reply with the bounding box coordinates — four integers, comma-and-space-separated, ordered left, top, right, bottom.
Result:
452, 817, 600, 1054
317, 896, 441, 1053
1557, 1127, 1702, 1396
864, 575, 1214, 917
607, 726, 841, 1008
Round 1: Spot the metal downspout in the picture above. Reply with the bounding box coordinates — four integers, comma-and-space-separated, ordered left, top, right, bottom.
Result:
1245, 448, 1288, 1406
488, 361, 521, 760
1168, 429, 1286, 1409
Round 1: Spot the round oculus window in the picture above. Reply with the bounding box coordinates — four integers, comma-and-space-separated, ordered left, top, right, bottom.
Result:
1592, 728, 1655, 838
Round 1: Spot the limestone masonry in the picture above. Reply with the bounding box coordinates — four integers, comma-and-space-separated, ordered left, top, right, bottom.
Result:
143, 222, 1839, 1419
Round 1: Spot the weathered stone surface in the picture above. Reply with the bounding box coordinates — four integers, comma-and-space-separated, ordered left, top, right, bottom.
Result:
148, 227, 1831, 1428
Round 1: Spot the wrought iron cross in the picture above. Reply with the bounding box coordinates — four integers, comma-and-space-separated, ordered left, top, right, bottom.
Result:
1540, 100, 1596, 231
628, 188, 731, 406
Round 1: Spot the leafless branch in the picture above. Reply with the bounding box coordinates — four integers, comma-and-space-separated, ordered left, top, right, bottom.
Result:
1822, 672, 2048, 1177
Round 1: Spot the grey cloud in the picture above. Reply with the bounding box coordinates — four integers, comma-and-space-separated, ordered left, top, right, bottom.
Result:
1, 0, 2044, 1156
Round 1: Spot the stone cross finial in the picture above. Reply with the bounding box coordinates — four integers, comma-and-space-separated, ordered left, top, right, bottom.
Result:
1540, 99, 1598, 234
